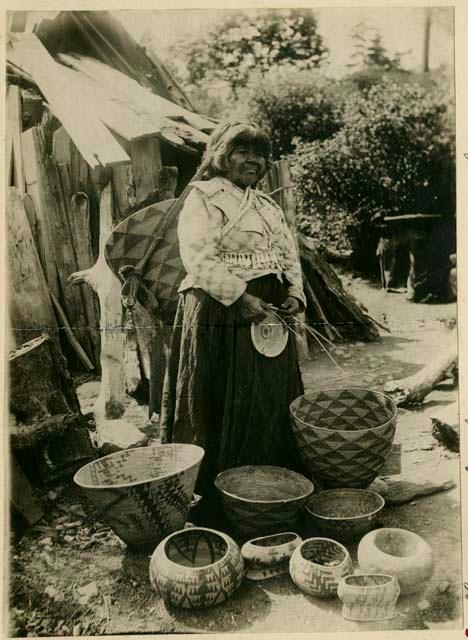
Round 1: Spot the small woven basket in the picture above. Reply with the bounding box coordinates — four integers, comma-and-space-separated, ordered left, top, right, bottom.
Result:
74, 444, 204, 548
289, 537, 353, 598
215, 465, 314, 537
290, 388, 397, 488
305, 489, 385, 542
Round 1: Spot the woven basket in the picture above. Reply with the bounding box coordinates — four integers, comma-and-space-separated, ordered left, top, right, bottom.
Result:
337, 574, 400, 621
104, 199, 185, 324
289, 537, 353, 598
74, 444, 204, 548
290, 388, 397, 488
214, 465, 314, 537
149, 527, 243, 609
305, 489, 385, 542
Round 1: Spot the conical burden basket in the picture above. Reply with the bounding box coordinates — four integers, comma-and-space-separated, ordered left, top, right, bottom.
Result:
74, 444, 204, 548
290, 388, 397, 488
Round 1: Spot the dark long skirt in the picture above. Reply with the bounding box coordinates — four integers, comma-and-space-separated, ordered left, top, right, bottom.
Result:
160, 275, 304, 495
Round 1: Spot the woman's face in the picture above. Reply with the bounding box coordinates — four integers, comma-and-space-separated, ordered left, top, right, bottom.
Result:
223, 143, 266, 188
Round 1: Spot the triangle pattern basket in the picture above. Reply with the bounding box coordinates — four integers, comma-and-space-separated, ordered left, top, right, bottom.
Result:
104, 198, 186, 324
290, 388, 397, 489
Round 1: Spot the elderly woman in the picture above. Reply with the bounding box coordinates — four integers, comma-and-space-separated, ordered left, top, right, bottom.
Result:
160, 121, 306, 496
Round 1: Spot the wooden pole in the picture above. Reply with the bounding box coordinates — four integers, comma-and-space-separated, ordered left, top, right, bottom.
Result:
423, 8, 432, 72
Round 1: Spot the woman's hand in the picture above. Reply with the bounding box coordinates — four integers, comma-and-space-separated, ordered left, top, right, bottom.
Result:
238, 292, 268, 323
279, 296, 301, 318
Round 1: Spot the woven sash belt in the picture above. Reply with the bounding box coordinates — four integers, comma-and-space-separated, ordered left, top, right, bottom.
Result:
218, 249, 284, 270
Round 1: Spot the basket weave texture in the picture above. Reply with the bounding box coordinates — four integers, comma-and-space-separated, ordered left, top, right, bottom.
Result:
306, 489, 385, 542
104, 199, 184, 323
290, 388, 397, 488
74, 444, 204, 548
149, 527, 243, 609
215, 465, 314, 537
338, 574, 400, 621
289, 537, 353, 598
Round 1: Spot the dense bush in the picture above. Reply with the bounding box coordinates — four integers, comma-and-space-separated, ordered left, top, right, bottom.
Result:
289, 78, 455, 266
233, 66, 343, 157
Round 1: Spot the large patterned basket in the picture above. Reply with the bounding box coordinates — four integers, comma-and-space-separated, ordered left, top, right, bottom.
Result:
150, 527, 243, 609
290, 388, 397, 488
74, 444, 204, 548
214, 465, 314, 538
104, 198, 185, 324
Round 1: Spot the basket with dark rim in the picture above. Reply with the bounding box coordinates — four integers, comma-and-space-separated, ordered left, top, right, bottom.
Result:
214, 465, 314, 537
74, 444, 204, 549
290, 388, 397, 488
305, 489, 385, 542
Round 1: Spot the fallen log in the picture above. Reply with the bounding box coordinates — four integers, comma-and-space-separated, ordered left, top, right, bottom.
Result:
431, 402, 459, 452
369, 475, 456, 504
384, 342, 457, 406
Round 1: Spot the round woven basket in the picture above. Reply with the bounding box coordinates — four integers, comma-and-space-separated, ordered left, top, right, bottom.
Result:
357, 527, 435, 595
305, 489, 385, 542
214, 465, 314, 537
74, 444, 204, 548
289, 537, 353, 598
290, 388, 397, 488
150, 527, 243, 609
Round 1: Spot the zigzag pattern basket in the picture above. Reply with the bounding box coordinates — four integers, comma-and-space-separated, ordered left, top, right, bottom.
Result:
150, 527, 244, 609
105, 198, 185, 324
290, 388, 397, 488
215, 466, 314, 538
74, 444, 204, 548
289, 537, 353, 598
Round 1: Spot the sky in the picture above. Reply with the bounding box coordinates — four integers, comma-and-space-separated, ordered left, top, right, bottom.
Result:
114, 6, 454, 78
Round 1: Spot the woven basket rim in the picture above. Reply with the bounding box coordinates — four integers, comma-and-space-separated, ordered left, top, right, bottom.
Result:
290, 387, 397, 434
154, 527, 234, 572
364, 526, 428, 547
214, 465, 315, 504
340, 573, 396, 589
307, 489, 385, 521
74, 443, 205, 490
298, 537, 350, 568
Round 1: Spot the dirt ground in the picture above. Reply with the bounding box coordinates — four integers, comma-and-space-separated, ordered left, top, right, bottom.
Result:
9, 275, 461, 636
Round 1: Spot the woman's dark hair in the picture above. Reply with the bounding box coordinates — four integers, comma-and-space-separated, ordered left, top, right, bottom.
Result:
202, 121, 273, 179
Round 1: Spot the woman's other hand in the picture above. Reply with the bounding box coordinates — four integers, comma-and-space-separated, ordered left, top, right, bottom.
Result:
239, 292, 268, 323
279, 296, 301, 318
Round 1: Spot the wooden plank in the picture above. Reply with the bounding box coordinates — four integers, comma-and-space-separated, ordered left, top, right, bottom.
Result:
10, 456, 44, 526
49, 291, 94, 372
130, 137, 162, 203
25, 126, 96, 363
69, 181, 127, 423
21, 88, 43, 129
57, 164, 101, 365
7, 187, 59, 347
6, 84, 26, 195
7, 34, 130, 168
21, 127, 60, 296
58, 53, 211, 141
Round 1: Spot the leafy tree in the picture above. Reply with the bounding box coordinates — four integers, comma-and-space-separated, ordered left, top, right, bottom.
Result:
348, 23, 409, 72
175, 9, 328, 91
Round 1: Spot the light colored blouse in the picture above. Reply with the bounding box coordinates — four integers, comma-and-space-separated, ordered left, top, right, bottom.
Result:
177, 176, 306, 308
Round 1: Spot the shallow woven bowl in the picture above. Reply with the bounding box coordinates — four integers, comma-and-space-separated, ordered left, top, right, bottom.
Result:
290, 388, 397, 488
215, 465, 314, 537
305, 489, 385, 542
74, 444, 204, 548
150, 527, 243, 609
